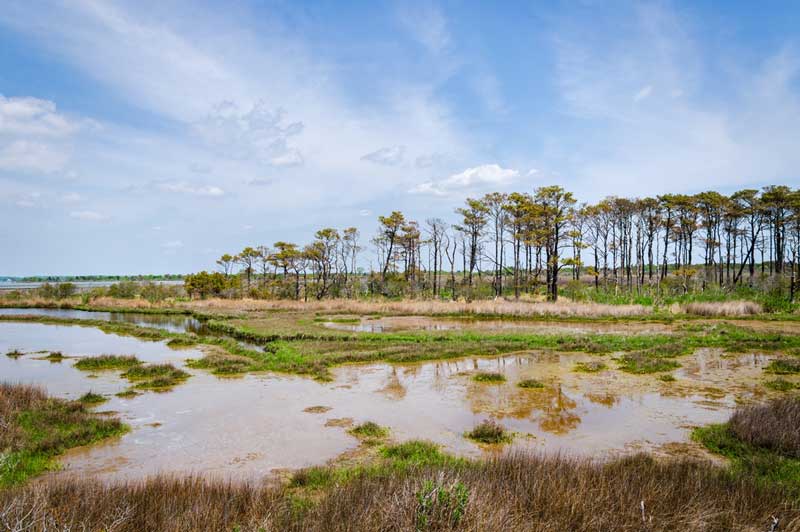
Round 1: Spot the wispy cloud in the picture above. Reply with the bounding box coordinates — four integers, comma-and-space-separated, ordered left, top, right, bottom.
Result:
69, 210, 108, 221
361, 146, 406, 166
156, 181, 225, 197
410, 163, 519, 196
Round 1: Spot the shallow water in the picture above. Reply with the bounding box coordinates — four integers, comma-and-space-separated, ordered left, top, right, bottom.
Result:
0, 307, 265, 351
0, 321, 772, 482
322, 315, 674, 335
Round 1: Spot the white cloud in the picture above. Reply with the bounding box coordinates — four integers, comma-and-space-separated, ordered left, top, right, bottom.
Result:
161, 240, 184, 249
634, 85, 653, 102
359, 209, 372, 217
69, 210, 108, 221
410, 164, 519, 196
156, 181, 225, 197
397, 3, 450, 55
0, 94, 77, 137
193, 100, 304, 166
361, 146, 405, 166
0, 139, 69, 173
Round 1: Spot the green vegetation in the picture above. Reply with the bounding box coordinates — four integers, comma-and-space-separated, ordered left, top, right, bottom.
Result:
122, 364, 189, 390
115, 389, 139, 398
472, 372, 506, 383
78, 391, 107, 405
44, 351, 65, 361
348, 421, 389, 441
694, 397, 800, 495
74, 354, 141, 371
574, 360, 606, 373
766, 358, 800, 374
5, 349, 24, 359
616, 352, 680, 374
465, 420, 512, 445
658, 374, 677, 382
0, 383, 126, 486
764, 378, 796, 391
517, 378, 545, 389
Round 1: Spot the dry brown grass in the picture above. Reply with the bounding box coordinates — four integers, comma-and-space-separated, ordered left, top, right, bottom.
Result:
186, 297, 652, 318
0, 453, 797, 531
682, 301, 763, 317
729, 396, 800, 458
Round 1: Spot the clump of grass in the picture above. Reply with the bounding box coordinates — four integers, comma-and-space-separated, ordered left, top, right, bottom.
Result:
122, 363, 188, 381
78, 392, 107, 405
123, 364, 190, 391
5, 349, 24, 359
574, 360, 606, 373
617, 353, 680, 374
659, 374, 677, 383
380, 440, 447, 466
0, 382, 126, 486
186, 353, 253, 375
472, 372, 506, 384
348, 421, 389, 440
683, 301, 762, 316
44, 351, 65, 362
115, 389, 139, 398
517, 378, 545, 389
764, 379, 796, 392
729, 397, 800, 458
465, 419, 512, 445
289, 466, 337, 489
74, 355, 141, 371
166, 337, 197, 349
766, 358, 800, 375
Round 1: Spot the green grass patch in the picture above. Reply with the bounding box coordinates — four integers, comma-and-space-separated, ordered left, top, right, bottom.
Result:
472, 372, 506, 383
5, 349, 24, 359
44, 351, 66, 361
574, 361, 606, 373
616, 353, 680, 374
74, 355, 141, 371
115, 389, 140, 398
765, 378, 797, 391
78, 392, 107, 405
1, 383, 127, 486
658, 374, 677, 382
766, 358, 800, 375
517, 378, 545, 389
348, 421, 389, 440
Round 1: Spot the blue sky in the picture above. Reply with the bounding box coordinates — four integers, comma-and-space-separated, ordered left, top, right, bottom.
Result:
1, 0, 799, 275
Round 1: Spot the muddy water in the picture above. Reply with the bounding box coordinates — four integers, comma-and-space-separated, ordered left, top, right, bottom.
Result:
322, 315, 674, 335
0, 321, 773, 483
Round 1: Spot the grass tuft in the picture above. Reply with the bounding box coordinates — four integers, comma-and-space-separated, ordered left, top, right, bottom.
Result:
78, 392, 107, 405
348, 421, 389, 440
5, 350, 24, 359
472, 372, 506, 384
573, 360, 606, 373
765, 358, 800, 375
74, 355, 141, 371
517, 378, 545, 389
617, 352, 680, 374
465, 419, 512, 445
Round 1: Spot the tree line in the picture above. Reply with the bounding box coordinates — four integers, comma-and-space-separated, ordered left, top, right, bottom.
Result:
185, 185, 800, 303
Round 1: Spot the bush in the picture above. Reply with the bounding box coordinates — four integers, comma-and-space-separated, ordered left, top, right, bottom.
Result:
473, 372, 506, 384
465, 420, 512, 444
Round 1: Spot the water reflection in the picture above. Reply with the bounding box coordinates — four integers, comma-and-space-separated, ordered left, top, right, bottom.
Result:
0, 321, 775, 482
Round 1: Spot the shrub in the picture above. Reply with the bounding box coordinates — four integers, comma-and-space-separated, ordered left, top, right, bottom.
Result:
465, 420, 512, 444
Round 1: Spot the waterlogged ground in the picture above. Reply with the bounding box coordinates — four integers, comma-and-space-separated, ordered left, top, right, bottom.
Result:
0, 318, 778, 482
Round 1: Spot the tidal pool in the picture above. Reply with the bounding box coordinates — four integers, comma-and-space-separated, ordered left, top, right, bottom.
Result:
0, 321, 773, 483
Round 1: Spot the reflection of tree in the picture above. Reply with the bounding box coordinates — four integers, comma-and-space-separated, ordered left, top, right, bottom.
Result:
466, 381, 582, 435
537, 385, 580, 435
378, 368, 407, 400
586, 392, 618, 408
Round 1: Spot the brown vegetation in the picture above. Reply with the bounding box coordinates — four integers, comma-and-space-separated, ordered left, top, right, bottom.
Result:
0, 453, 797, 531
682, 301, 763, 317
729, 396, 800, 458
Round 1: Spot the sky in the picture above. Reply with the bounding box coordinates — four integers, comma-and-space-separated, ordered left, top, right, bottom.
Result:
1, 0, 799, 276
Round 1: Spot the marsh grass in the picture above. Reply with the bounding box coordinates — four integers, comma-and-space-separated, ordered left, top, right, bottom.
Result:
78, 392, 107, 405
658, 374, 677, 382
348, 421, 389, 440
121, 364, 190, 391
0, 383, 126, 486
517, 378, 545, 389
465, 420, 512, 445
729, 397, 800, 458
765, 378, 796, 391
115, 389, 139, 398
573, 361, 606, 373
472, 372, 506, 383
74, 355, 141, 371
683, 301, 763, 317
766, 358, 800, 375
616, 353, 681, 374
186, 353, 253, 375
43, 351, 65, 362
5, 349, 24, 359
